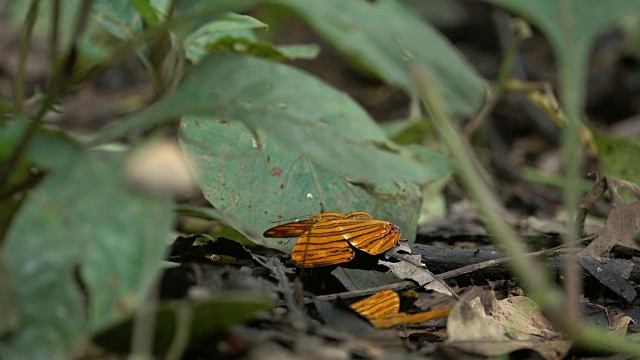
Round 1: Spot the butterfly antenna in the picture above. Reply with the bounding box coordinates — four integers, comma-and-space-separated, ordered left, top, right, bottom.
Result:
268, 213, 315, 224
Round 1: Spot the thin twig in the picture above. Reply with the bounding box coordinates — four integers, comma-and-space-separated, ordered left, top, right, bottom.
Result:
314, 244, 572, 302
462, 89, 497, 138
385, 249, 459, 299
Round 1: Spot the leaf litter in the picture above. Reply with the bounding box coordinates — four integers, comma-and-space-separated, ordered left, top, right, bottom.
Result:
84, 175, 640, 359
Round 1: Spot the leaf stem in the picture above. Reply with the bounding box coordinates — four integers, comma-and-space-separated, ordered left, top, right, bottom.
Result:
13, 0, 41, 114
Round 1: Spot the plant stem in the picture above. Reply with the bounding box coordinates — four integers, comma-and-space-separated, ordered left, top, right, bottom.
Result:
495, 18, 529, 93
13, 0, 41, 114
48, 0, 61, 81
0, 0, 93, 191
462, 17, 529, 138
413, 66, 563, 310
165, 304, 193, 360
557, 34, 588, 338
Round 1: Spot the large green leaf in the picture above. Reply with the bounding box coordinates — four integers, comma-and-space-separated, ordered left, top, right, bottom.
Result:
269, 0, 486, 117
0, 257, 18, 337
185, 13, 267, 62
592, 131, 640, 186
0, 154, 172, 358
98, 53, 445, 184
185, 14, 319, 64
179, 118, 428, 253
484, 0, 640, 112
171, 0, 485, 116
0, 119, 81, 240
483, 1, 640, 221
0, 119, 81, 171
484, 1, 640, 61
92, 0, 144, 40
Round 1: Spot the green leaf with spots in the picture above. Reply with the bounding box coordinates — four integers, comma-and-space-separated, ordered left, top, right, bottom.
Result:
97, 53, 447, 184
179, 118, 425, 253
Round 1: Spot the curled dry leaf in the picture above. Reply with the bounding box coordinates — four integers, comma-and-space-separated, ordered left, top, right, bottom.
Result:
380, 243, 455, 297
581, 176, 640, 257
609, 314, 635, 337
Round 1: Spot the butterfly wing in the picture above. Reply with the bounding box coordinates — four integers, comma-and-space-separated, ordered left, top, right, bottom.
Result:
263, 218, 317, 238
265, 212, 396, 266
350, 290, 450, 329
350, 290, 400, 319
344, 212, 374, 221
263, 212, 348, 238
340, 221, 401, 255
368, 308, 452, 329
291, 219, 355, 267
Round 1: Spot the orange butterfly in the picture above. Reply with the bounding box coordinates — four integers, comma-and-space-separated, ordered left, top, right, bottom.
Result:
263, 212, 401, 267
349, 290, 451, 328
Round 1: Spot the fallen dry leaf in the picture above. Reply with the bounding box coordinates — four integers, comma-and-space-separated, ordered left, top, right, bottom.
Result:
577, 256, 636, 302
446, 291, 571, 360
581, 176, 640, 257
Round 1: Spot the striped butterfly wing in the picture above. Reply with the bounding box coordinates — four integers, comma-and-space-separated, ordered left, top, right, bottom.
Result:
350, 290, 451, 328
291, 219, 357, 267
264, 211, 395, 267
343, 212, 374, 221
263, 218, 317, 238
263, 212, 349, 238
350, 290, 400, 319
339, 220, 401, 255
371, 308, 451, 329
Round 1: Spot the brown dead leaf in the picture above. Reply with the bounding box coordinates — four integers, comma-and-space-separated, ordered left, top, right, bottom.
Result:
610, 314, 635, 337
581, 176, 640, 257
446, 291, 571, 360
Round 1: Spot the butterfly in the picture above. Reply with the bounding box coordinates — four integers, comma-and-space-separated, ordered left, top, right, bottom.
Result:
349, 290, 451, 328
263, 212, 401, 267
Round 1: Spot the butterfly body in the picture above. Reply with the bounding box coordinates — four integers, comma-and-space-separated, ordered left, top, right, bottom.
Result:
263, 212, 400, 267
